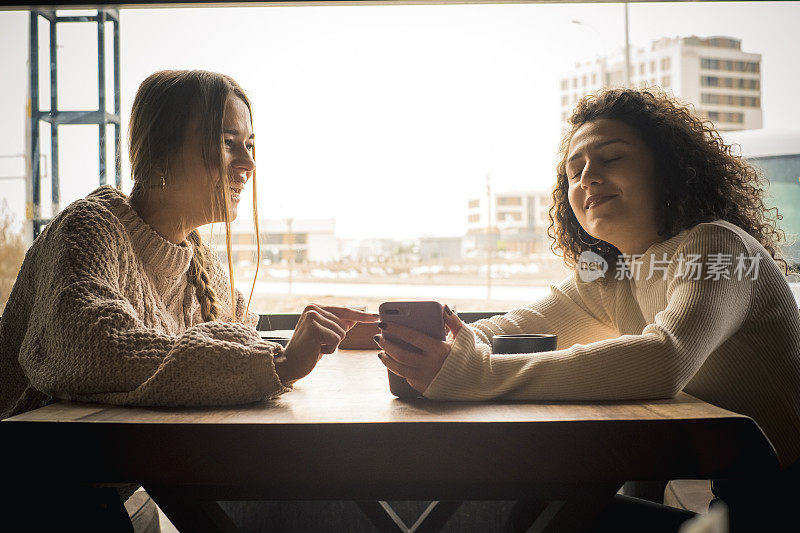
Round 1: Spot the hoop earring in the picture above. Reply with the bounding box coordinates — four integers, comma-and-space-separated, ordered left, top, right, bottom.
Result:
577, 227, 600, 247
160, 175, 165, 189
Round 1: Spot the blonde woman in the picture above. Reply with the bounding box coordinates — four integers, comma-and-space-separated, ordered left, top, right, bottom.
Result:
1, 69, 377, 420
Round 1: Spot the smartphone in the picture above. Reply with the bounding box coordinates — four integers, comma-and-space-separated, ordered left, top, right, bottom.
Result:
378, 301, 446, 398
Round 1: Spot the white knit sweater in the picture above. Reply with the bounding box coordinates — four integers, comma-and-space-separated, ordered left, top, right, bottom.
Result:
425, 220, 800, 467
1, 186, 287, 420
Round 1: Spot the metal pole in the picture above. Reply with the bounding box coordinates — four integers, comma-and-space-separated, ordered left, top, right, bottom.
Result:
287, 218, 294, 295
50, 14, 59, 215
29, 12, 41, 240
97, 10, 107, 186
485, 170, 492, 302
624, 3, 631, 86
113, 16, 121, 188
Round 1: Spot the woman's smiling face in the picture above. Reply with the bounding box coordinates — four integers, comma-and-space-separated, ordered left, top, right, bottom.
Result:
565, 118, 663, 256
170, 94, 255, 226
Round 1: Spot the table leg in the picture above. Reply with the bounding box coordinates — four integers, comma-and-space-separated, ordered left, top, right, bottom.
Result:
356, 500, 462, 533
356, 501, 406, 532
144, 484, 239, 533
412, 501, 462, 533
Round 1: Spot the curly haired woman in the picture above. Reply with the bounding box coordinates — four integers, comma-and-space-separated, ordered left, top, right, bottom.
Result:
376, 88, 800, 530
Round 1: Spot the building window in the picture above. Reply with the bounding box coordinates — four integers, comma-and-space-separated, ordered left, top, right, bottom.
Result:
468, 199, 480, 209
660, 57, 671, 70
560, 78, 569, 90
702, 76, 760, 90
591, 72, 596, 85
661, 75, 671, 88
639, 63, 645, 75
701, 93, 761, 107
707, 111, 744, 124
702, 57, 760, 73
497, 196, 522, 206
650, 60, 656, 72
572, 77, 577, 88
467, 214, 480, 223
497, 212, 522, 222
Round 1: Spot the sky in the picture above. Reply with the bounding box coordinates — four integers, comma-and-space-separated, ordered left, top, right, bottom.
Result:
1, 1, 799, 239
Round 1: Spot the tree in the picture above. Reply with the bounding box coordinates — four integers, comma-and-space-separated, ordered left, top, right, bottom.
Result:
0, 200, 26, 314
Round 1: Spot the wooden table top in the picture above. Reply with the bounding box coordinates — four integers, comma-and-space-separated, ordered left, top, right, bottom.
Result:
2, 349, 779, 500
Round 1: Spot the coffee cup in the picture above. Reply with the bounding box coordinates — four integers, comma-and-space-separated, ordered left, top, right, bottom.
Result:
491, 334, 557, 354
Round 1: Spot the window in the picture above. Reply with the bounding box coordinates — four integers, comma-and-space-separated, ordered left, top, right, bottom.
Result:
703, 58, 760, 73
701, 93, 760, 107
702, 76, 760, 90
707, 111, 744, 124
497, 211, 522, 222
496, 197, 522, 207
2, 2, 796, 314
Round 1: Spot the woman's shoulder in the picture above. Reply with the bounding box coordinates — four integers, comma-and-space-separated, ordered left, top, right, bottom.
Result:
679, 220, 761, 255
39, 186, 129, 246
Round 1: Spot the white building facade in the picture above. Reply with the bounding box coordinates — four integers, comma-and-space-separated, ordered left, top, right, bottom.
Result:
560, 36, 762, 132
466, 190, 552, 254
204, 218, 339, 266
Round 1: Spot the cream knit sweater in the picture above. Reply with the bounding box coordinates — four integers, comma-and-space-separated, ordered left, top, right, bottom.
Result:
426, 220, 800, 467
1, 186, 287, 420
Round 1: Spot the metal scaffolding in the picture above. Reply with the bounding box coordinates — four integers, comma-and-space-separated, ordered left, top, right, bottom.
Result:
27, 9, 121, 240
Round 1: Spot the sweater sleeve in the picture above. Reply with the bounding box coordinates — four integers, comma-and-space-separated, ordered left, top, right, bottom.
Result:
467, 273, 619, 351
424, 223, 752, 401
18, 203, 288, 407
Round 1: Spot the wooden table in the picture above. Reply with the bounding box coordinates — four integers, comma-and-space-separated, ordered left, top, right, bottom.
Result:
1, 349, 779, 532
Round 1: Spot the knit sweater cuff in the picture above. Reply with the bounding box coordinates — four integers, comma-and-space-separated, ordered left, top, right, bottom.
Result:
423, 326, 482, 400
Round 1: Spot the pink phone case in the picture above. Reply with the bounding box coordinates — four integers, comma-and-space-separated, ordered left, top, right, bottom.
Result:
378, 301, 445, 398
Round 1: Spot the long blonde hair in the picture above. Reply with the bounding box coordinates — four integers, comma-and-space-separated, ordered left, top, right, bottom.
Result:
128, 70, 262, 322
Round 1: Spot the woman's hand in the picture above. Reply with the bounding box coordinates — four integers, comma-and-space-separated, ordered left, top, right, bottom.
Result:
275, 305, 380, 383
375, 305, 463, 393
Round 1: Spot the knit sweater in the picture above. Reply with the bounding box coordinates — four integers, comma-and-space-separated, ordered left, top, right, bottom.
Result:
426, 220, 800, 467
1, 186, 288, 420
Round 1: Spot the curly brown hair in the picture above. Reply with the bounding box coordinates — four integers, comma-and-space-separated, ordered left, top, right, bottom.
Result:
548, 88, 788, 276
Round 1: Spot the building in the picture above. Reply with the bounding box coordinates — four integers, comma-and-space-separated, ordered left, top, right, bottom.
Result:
721, 129, 800, 267
559, 36, 762, 132
205, 218, 338, 266
466, 190, 552, 254
419, 236, 463, 262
